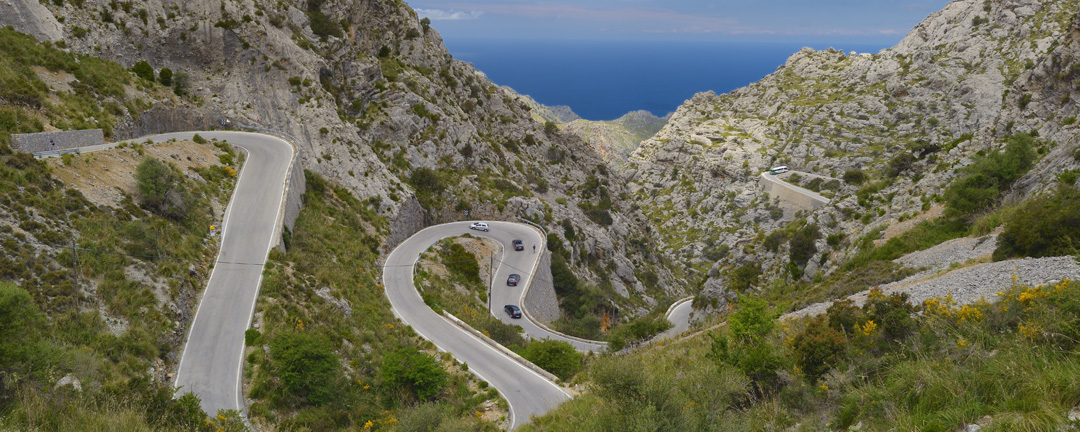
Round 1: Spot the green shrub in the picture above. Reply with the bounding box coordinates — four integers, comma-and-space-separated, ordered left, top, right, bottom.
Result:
476, 315, 526, 348
0, 283, 45, 364
862, 289, 916, 341
825, 298, 860, 334
708, 296, 783, 389
395, 402, 447, 432
135, 158, 193, 221
728, 263, 761, 292
521, 339, 582, 380
703, 243, 730, 261
908, 139, 941, 157
791, 315, 846, 382
1059, 169, 1080, 186
545, 232, 564, 254
607, 315, 671, 351
270, 331, 339, 406
132, 60, 154, 82
886, 152, 916, 177
843, 169, 867, 185
944, 133, 1036, 219
993, 185, 1080, 260
409, 167, 443, 194
729, 296, 776, 341
549, 256, 609, 338
763, 231, 787, 252
306, 2, 342, 40
1018, 93, 1032, 108
172, 72, 190, 96
583, 206, 612, 225
411, 103, 440, 122
191, 133, 207, 144
245, 329, 262, 346
544, 120, 558, 134
158, 67, 172, 86
380, 348, 447, 402
439, 242, 481, 284
789, 224, 820, 267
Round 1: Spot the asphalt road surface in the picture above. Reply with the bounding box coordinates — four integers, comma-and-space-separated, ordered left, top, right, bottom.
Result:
480, 224, 608, 352
384, 221, 574, 429
656, 297, 695, 341
163, 131, 295, 416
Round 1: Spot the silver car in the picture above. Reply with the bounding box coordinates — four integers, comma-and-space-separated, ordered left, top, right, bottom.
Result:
469, 222, 489, 232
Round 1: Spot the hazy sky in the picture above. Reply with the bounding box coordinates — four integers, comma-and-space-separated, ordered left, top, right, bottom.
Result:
407, 0, 953, 44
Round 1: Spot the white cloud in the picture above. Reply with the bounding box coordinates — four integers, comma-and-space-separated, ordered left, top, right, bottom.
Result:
415, 8, 484, 20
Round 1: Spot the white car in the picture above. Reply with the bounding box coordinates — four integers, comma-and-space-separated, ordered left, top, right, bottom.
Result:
469, 222, 489, 232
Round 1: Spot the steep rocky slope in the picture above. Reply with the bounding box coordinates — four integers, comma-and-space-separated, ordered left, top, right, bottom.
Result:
562, 110, 669, 169
627, 0, 1080, 307
515, 95, 669, 169
1, 0, 684, 329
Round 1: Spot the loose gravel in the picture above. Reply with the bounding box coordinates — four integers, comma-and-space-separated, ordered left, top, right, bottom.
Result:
894, 234, 998, 272
784, 254, 1080, 321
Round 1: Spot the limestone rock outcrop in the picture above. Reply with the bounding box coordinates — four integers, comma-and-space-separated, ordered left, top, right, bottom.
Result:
627, 0, 1080, 303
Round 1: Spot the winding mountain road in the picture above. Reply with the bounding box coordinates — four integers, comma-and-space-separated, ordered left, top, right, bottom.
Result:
137, 130, 686, 424
159, 131, 296, 416
656, 297, 694, 341
479, 223, 608, 352
383, 221, 574, 429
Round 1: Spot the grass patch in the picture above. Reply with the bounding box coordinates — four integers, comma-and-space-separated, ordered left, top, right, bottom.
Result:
843, 218, 968, 272
523, 280, 1080, 432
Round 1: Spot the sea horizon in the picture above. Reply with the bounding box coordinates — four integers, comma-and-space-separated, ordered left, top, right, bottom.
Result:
443, 38, 892, 121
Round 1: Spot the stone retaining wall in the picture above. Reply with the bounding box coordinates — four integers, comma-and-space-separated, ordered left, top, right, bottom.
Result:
759, 172, 829, 214
11, 129, 103, 154
282, 149, 306, 235
523, 250, 561, 324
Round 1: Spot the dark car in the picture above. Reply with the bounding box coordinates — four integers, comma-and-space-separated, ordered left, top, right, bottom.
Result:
506, 274, 521, 286
504, 304, 522, 319
511, 239, 524, 251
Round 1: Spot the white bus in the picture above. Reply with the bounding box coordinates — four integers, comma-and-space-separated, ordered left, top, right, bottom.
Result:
769, 166, 789, 175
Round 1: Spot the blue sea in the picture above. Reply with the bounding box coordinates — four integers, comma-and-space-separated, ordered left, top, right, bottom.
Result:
444, 39, 890, 121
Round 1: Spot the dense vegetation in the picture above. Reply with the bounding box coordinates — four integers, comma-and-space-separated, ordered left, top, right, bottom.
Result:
0, 145, 241, 430
525, 279, 1080, 431
994, 184, 1080, 261
943, 133, 1038, 220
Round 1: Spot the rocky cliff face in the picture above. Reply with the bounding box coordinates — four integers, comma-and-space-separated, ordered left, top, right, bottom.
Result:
563, 110, 669, 169
1, 0, 680, 316
626, 0, 1080, 306
0, 0, 62, 42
